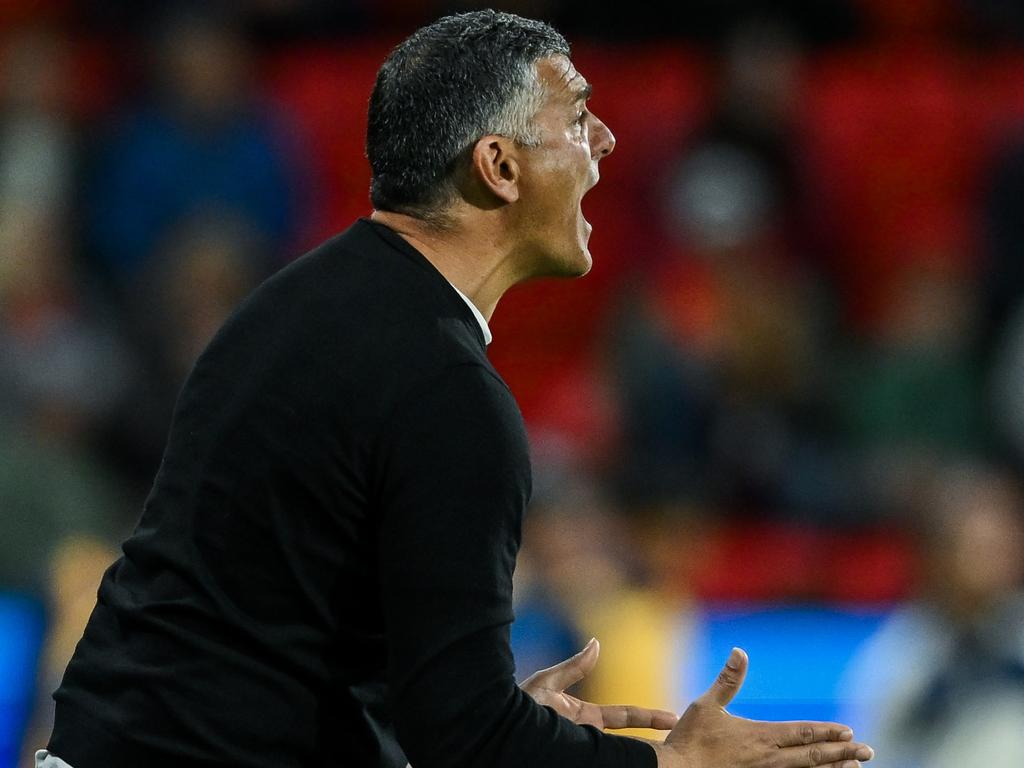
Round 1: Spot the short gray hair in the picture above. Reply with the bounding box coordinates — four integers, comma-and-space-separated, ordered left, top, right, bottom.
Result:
366, 10, 570, 226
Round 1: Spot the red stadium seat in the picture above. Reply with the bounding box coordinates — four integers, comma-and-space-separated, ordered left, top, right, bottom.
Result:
264, 42, 391, 247
802, 45, 987, 332
688, 519, 916, 603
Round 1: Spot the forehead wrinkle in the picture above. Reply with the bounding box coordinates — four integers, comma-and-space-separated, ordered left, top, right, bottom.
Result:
547, 54, 582, 91
552, 62, 592, 105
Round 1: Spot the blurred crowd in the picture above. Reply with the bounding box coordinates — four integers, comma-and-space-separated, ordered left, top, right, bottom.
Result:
2, 1, 1024, 767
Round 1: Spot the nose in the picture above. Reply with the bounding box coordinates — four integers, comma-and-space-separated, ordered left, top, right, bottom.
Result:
590, 112, 616, 160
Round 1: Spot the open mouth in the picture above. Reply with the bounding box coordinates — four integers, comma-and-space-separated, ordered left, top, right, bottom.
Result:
579, 200, 592, 235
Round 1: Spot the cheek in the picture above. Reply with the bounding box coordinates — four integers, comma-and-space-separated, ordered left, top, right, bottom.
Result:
527, 144, 590, 222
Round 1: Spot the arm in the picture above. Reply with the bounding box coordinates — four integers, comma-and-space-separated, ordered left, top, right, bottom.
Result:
518, 617, 878, 767
376, 364, 655, 768
377, 365, 874, 768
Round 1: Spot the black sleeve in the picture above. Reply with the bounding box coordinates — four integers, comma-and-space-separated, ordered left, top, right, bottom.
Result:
376, 363, 657, 768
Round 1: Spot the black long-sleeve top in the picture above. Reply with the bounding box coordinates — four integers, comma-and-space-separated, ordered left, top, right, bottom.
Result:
49, 219, 658, 768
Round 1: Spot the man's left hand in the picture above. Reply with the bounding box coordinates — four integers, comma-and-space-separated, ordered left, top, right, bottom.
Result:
520, 638, 679, 731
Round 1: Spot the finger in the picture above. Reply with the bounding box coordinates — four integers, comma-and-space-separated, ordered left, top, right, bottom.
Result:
777, 742, 874, 767
772, 722, 855, 747
697, 647, 748, 708
598, 704, 680, 730
815, 762, 861, 768
526, 638, 600, 691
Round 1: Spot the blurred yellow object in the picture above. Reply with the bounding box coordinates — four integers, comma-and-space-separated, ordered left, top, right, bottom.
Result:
577, 588, 688, 739
44, 535, 117, 676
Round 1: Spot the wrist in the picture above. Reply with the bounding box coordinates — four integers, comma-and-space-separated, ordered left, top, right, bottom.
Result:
650, 741, 686, 768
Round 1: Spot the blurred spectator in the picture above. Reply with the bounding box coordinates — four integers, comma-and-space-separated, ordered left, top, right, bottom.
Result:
668, 16, 815, 263
0, 31, 128, 763
0, 27, 74, 214
85, 5, 302, 285
0, 205, 127, 439
512, 531, 585, 684
514, 447, 694, 733
989, 297, 1024, 469
137, 213, 267, 383
0, 206, 126, 766
512, 440, 600, 681
980, 133, 1024, 364
840, 462, 1024, 767
0, 199, 128, 588
99, 213, 266, 492
606, 17, 842, 521
837, 260, 986, 519
81, 0, 371, 44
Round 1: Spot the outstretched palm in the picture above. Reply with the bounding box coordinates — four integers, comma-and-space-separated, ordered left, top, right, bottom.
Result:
520, 638, 679, 731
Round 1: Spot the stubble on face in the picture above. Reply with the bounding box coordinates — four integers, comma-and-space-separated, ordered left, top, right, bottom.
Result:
514, 56, 601, 280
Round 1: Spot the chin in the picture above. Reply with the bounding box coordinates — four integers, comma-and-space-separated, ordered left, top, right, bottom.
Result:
530, 228, 593, 278
573, 247, 593, 277
543, 245, 592, 278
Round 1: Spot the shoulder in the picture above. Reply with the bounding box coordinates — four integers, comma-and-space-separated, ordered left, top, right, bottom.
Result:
381, 361, 529, 466
375, 360, 532, 512
384, 361, 524, 444
174, 220, 500, 437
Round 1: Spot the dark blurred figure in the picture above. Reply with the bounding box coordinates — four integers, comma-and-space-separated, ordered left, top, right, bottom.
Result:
548, 0, 862, 44
510, 446, 589, 684
989, 285, 1024, 470
980, 133, 1024, 365
85, 5, 300, 285
0, 26, 129, 766
957, 0, 1024, 45
0, 204, 127, 768
0, 22, 128, 594
606, 18, 844, 522
100, 214, 265, 493
84, 5, 305, 488
81, 0, 370, 44
838, 259, 986, 520
0, 27, 74, 213
669, 16, 818, 262
0, 204, 127, 475
241, 0, 369, 41
514, 445, 694, 732
974, 99, 1024, 476
840, 462, 1024, 767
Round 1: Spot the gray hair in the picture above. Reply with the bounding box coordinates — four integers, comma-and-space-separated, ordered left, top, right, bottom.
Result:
366, 10, 570, 226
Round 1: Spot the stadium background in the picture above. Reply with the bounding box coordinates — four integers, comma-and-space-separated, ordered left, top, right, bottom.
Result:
2, 0, 1024, 766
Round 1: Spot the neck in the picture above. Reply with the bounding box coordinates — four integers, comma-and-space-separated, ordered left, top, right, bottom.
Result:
369, 209, 523, 321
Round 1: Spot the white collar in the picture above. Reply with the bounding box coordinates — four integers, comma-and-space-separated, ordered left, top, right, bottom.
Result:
448, 283, 492, 346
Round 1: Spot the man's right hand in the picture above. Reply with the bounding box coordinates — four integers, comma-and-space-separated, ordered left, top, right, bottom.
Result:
652, 648, 875, 768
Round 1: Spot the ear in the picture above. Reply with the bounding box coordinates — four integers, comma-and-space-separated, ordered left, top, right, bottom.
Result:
469, 135, 521, 205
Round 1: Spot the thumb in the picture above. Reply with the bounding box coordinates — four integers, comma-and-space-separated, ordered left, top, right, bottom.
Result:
533, 637, 600, 691
699, 647, 748, 709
